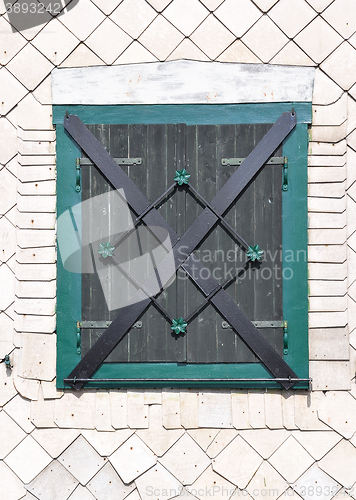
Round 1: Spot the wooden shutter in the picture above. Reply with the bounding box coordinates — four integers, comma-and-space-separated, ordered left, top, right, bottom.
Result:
80, 123, 283, 364
62, 111, 304, 390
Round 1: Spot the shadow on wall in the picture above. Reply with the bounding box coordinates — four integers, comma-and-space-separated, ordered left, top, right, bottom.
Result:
4, 0, 79, 32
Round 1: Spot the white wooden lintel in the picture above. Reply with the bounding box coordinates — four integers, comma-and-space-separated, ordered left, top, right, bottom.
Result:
52, 60, 315, 105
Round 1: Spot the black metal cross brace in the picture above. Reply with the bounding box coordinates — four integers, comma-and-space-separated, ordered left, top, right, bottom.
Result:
63, 112, 298, 390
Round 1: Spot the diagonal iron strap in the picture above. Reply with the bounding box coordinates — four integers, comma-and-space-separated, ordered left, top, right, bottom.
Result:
64, 114, 179, 250
64, 112, 297, 390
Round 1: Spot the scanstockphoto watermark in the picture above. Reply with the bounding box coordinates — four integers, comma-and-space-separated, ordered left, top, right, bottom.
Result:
145, 485, 354, 498
176, 245, 307, 283
4, 0, 79, 32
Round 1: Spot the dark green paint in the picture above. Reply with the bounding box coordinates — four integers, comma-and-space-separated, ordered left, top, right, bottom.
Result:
53, 103, 312, 125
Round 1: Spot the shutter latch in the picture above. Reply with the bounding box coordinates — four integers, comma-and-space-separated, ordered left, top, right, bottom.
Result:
283, 320, 288, 355
75, 158, 81, 193
282, 157, 288, 191
76, 321, 81, 355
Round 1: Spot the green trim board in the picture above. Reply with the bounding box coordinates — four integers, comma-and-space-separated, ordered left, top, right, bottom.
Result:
55, 103, 310, 389
53, 103, 312, 126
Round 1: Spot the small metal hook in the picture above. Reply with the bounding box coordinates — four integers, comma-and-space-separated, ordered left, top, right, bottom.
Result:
65, 110, 69, 119
0, 354, 12, 370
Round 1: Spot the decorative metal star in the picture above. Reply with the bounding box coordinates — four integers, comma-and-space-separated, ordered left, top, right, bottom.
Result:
171, 317, 188, 335
247, 244, 264, 262
98, 241, 115, 258
174, 168, 190, 185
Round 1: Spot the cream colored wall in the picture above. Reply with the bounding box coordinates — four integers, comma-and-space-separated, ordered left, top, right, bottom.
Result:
1, 0, 356, 498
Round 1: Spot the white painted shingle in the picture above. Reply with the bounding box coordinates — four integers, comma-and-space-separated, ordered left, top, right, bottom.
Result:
231, 390, 250, 429
0, 119, 17, 165
319, 440, 356, 486
4, 435, 52, 483
95, 391, 113, 431
137, 405, 184, 457
85, 19, 132, 65
321, 42, 356, 90
292, 430, 342, 461
162, 389, 182, 429
215, 0, 262, 38
190, 466, 236, 499
55, 393, 96, 429
163, 0, 209, 37
0, 462, 25, 500
269, 0, 317, 38
190, 14, 235, 60
0, 67, 28, 116
217, 40, 261, 63
7, 44, 54, 91
309, 328, 349, 360
111, 0, 157, 39
82, 429, 134, 456
294, 464, 340, 500
32, 19, 79, 66
32, 428, 80, 458
241, 16, 288, 63
0, 265, 15, 311
206, 429, 238, 458
269, 436, 314, 483
109, 434, 156, 483
110, 390, 128, 429
159, 433, 210, 485
322, 0, 356, 39
0, 410, 26, 459
136, 462, 182, 500
59, 436, 106, 485
59, 0, 106, 41
247, 460, 287, 499
87, 462, 135, 500
60, 44, 104, 68
3, 393, 34, 433
138, 15, 184, 60
294, 17, 343, 64
240, 428, 289, 459
199, 391, 232, 428
270, 41, 315, 66
26, 461, 78, 500
127, 390, 149, 428
180, 390, 199, 429
0, 218, 16, 263
212, 435, 262, 488
0, 169, 17, 216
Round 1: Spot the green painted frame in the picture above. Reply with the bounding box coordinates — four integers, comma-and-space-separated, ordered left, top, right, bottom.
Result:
55, 102, 311, 389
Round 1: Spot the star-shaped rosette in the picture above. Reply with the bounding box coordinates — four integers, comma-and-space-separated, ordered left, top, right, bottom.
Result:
247, 244, 264, 262
171, 317, 188, 335
174, 168, 190, 185
98, 241, 115, 258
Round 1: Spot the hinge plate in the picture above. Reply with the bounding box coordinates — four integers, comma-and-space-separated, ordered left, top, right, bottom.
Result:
221, 156, 285, 166
80, 157, 142, 166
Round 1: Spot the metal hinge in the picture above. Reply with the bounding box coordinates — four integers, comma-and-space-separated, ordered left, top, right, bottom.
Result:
79, 320, 143, 329
221, 156, 285, 166
80, 157, 142, 166
222, 320, 285, 329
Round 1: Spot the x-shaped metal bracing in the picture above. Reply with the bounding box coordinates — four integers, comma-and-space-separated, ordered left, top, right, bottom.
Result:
63, 112, 298, 389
